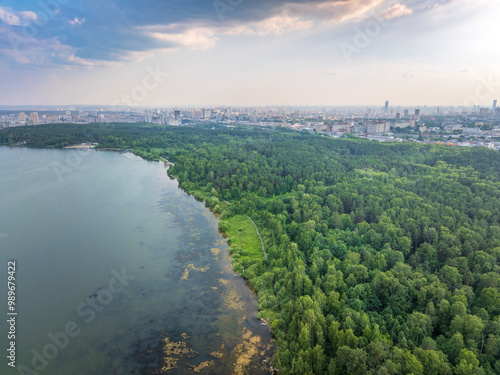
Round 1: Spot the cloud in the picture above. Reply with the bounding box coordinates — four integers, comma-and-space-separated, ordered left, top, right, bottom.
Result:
69, 17, 86, 26
140, 1, 397, 53
49, 72, 60, 83
289, 0, 386, 23
140, 12, 313, 50
222, 13, 314, 35
0, 0, 462, 69
143, 26, 218, 50
0, 6, 39, 26
0, 25, 117, 69
0, 0, 409, 67
380, 4, 413, 20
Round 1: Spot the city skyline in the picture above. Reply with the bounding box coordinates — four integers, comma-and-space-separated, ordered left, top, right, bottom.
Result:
0, 0, 499, 106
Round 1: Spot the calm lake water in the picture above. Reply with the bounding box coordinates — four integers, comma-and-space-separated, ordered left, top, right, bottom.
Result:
0, 146, 273, 375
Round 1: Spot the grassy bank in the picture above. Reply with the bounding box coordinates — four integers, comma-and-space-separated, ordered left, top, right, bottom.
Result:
220, 214, 266, 271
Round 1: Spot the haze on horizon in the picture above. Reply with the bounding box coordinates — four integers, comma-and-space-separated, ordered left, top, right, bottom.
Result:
0, 0, 499, 107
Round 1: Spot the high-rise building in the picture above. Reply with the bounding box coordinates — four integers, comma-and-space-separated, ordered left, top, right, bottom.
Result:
395, 112, 401, 120
30, 112, 39, 124
415, 109, 421, 122
493, 100, 498, 111
385, 101, 389, 113
367, 121, 391, 134
18, 112, 26, 124
404, 109, 409, 117
166, 115, 176, 125
144, 109, 153, 123
174, 110, 181, 123
409, 115, 416, 127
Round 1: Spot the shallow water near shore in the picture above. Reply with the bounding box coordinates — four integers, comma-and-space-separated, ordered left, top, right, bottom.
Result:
0, 146, 273, 375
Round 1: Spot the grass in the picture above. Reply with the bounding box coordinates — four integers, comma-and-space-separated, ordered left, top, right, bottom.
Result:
222, 214, 265, 262
188, 188, 209, 202
222, 214, 281, 325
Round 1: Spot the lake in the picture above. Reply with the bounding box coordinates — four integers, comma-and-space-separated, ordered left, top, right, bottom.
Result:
0, 146, 273, 375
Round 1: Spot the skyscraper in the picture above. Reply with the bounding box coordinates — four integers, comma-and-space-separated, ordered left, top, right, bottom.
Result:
174, 110, 181, 124
415, 109, 421, 122
404, 109, 409, 117
493, 100, 497, 111
144, 109, 153, 123
385, 101, 389, 113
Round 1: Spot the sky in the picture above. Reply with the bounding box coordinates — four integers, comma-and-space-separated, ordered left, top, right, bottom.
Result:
0, 0, 499, 106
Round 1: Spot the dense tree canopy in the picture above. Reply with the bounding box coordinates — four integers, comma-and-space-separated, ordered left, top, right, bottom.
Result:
3, 122, 500, 374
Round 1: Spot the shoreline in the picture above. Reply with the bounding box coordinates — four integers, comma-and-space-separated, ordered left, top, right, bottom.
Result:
12, 144, 276, 370
159, 158, 277, 341
158, 156, 276, 372
64, 144, 96, 149
4, 146, 275, 374
156, 156, 175, 166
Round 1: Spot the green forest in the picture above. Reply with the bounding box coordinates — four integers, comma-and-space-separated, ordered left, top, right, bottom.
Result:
3, 122, 500, 374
